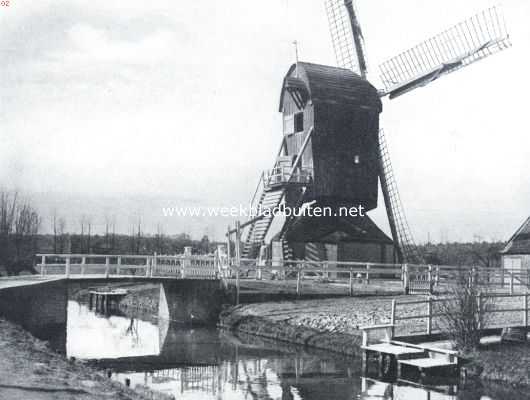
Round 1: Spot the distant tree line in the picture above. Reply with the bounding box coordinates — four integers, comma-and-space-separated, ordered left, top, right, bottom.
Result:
0, 190, 41, 275
418, 241, 504, 268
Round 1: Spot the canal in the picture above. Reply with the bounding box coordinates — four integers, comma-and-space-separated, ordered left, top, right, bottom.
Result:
52, 300, 527, 400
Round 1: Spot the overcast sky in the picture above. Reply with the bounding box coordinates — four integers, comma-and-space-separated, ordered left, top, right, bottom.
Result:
1, 0, 529, 242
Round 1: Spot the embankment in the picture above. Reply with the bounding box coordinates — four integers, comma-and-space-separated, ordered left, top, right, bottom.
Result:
220, 297, 530, 388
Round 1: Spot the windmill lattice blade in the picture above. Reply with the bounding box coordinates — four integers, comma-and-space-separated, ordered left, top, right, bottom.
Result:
379, 6, 511, 99
378, 129, 423, 264
325, 0, 364, 75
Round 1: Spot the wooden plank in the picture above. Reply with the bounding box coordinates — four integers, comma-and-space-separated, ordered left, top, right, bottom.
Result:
398, 358, 456, 369
362, 343, 425, 356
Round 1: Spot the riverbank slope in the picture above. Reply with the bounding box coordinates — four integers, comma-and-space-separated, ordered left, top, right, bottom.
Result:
0, 318, 170, 400
220, 297, 530, 388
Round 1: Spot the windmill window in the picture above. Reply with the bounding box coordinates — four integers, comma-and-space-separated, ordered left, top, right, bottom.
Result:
294, 112, 304, 133
284, 112, 304, 135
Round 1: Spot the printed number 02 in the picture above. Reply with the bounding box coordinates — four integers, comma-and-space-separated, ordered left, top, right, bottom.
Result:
1, 1, 10, 6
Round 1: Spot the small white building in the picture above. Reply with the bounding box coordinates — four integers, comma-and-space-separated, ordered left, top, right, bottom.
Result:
501, 217, 530, 271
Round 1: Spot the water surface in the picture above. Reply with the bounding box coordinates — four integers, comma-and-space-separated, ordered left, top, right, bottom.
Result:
62, 301, 527, 400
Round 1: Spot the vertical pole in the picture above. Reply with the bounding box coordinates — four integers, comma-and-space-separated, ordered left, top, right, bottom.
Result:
40, 255, 46, 275
428, 264, 433, 294
390, 299, 396, 338
523, 293, 528, 328
477, 292, 483, 331
65, 256, 71, 278
226, 226, 231, 273
105, 256, 110, 279
349, 270, 353, 297
117, 256, 122, 275
235, 269, 240, 305
427, 296, 432, 335
145, 257, 150, 277
152, 252, 157, 277
235, 222, 241, 269
296, 268, 301, 297
510, 272, 514, 295
81, 256, 86, 275
366, 263, 370, 285
403, 264, 409, 294
501, 267, 505, 288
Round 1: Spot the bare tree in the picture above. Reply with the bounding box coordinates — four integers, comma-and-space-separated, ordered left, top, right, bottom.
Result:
437, 278, 491, 353
58, 217, 67, 253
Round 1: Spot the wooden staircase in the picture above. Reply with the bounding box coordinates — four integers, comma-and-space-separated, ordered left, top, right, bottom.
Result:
242, 189, 284, 259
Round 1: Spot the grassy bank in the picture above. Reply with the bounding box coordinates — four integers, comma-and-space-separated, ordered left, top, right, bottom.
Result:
0, 318, 170, 400
220, 297, 530, 388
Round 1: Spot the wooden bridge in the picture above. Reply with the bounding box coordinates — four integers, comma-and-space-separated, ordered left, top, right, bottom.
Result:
33, 253, 530, 303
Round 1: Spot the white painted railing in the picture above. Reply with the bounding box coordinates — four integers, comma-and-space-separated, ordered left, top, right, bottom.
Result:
36, 253, 528, 296
36, 254, 220, 280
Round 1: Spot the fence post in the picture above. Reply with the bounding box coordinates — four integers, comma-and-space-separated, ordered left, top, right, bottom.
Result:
390, 299, 396, 338
509, 272, 514, 294
226, 225, 232, 271
236, 269, 240, 305
477, 292, 483, 330
523, 293, 528, 328
366, 263, 370, 285
152, 253, 157, 277
105, 257, 110, 279
435, 266, 440, 287
427, 296, 432, 335
349, 270, 353, 297
117, 256, 122, 275
81, 256, 86, 275
40, 255, 46, 275
65, 256, 70, 278
296, 266, 302, 297
145, 257, 150, 277
428, 265, 433, 294
501, 267, 505, 288
403, 264, 409, 294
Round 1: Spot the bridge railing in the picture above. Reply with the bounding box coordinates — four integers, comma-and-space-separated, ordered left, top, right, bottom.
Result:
36, 253, 219, 280
35, 253, 528, 296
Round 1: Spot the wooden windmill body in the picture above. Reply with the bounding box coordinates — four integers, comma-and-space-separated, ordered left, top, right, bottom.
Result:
242, 1, 511, 264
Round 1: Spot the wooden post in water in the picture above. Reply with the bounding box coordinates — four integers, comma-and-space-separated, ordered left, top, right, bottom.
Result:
65, 256, 70, 278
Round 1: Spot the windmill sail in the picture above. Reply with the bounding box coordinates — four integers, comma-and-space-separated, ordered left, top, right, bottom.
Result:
378, 129, 422, 264
379, 6, 511, 99
325, 0, 367, 77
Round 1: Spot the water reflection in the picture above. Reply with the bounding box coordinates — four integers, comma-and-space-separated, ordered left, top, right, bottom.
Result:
62, 301, 526, 400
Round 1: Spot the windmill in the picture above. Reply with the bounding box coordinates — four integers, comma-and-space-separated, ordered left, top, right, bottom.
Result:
240, 2, 511, 264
